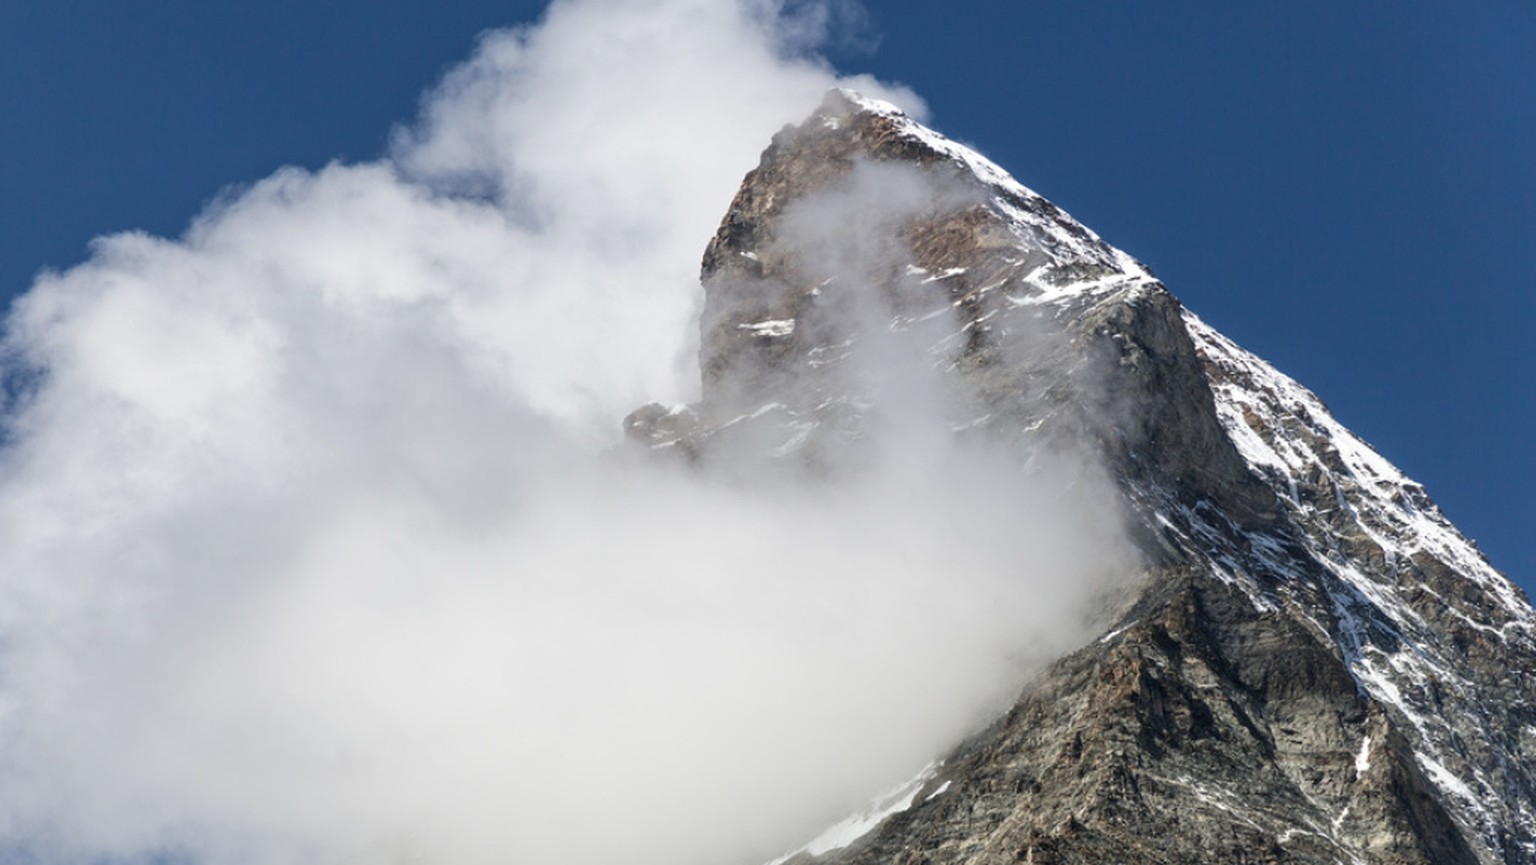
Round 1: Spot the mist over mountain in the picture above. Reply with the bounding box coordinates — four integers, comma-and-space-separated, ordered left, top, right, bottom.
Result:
0, 4, 1111, 865
0, 3, 1530, 865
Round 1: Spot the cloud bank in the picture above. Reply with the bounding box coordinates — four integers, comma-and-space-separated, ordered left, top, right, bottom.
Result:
0, 2, 1129, 864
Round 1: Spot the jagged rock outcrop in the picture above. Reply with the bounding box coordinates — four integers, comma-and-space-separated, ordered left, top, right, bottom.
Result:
627, 90, 1536, 864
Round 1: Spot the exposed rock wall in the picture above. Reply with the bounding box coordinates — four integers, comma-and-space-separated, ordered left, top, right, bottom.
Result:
627, 90, 1536, 864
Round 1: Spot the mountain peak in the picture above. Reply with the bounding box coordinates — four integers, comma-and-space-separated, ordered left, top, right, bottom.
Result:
811, 88, 1057, 199
668, 90, 1272, 523
821, 87, 906, 118
627, 96, 1536, 865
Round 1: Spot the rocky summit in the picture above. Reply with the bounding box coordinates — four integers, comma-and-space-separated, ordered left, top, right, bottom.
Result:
626, 90, 1536, 864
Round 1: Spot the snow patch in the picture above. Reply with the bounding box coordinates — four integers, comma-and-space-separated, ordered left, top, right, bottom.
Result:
1354, 735, 1372, 778
1418, 754, 1476, 803
922, 267, 967, 283
765, 762, 940, 865
739, 319, 795, 338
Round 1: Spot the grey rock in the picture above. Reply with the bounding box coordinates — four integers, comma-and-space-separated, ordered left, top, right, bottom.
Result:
629, 90, 1536, 864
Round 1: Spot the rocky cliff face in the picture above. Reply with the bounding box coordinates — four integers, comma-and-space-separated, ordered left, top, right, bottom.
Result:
626, 90, 1536, 865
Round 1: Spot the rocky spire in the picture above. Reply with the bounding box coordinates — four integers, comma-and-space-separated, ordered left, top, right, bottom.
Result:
628, 91, 1536, 864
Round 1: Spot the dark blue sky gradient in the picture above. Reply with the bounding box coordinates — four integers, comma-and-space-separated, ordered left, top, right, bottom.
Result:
1, 1, 1531, 588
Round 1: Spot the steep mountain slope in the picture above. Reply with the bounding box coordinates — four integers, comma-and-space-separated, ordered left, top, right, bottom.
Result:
626, 90, 1536, 864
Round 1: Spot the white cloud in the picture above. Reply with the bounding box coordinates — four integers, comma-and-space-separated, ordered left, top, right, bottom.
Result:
0, 3, 1123, 865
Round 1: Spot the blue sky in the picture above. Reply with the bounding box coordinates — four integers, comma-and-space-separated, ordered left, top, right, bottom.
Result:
1, 0, 1531, 592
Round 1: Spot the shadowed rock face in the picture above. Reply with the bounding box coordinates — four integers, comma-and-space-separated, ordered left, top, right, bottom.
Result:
627, 90, 1536, 865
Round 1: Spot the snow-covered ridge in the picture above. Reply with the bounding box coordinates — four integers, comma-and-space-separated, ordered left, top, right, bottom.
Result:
1184, 310, 1536, 858
833, 89, 1042, 206
1186, 311, 1530, 624
832, 89, 1149, 282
